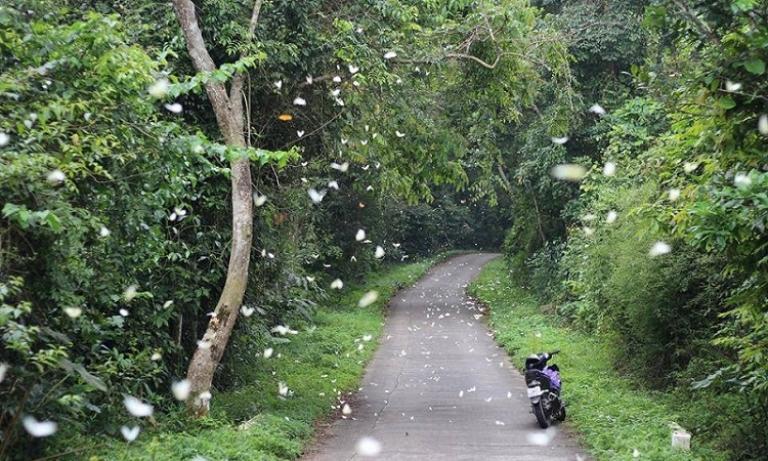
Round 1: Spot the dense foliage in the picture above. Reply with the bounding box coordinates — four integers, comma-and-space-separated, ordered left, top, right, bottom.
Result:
0, 0, 561, 458
499, 1, 768, 458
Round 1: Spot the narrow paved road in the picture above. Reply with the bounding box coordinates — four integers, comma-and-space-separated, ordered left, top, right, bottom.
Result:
303, 253, 587, 461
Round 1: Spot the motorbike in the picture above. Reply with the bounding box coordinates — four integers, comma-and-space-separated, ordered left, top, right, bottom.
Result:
524, 349, 565, 428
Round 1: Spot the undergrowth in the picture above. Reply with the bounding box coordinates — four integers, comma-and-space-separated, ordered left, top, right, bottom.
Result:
468, 258, 728, 461
48, 256, 447, 461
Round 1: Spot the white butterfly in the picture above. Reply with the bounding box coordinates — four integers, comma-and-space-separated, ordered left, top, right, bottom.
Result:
331, 279, 344, 289
375, 246, 385, 258
171, 379, 191, 401
759, 114, 768, 135
395, 131, 406, 138
308, 188, 327, 204
305, 75, 314, 85
240, 305, 255, 317
124, 396, 154, 417
603, 162, 616, 176
333, 76, 342, 83
274, 80, 283, 90
649, 241, 671, 257
328, 180, 339, 190
64, 307, 82, 318
120, 425, 140, 442
148, 78, 170, 98
589, 104, 606, 115
551, 137, 569, 145
278, 382, 289, 396
356, 229, 366, 241
551, 164, 587, 181
734, 172, 752, 187
384, 51, 397, 60
253, 193, 267, 207
22, 416, 57, 437
46, 169, 66, 185
293, 96, 306, 106
342, 403, 352, 415
332, 89, 341, 97
358, 291, 379, 307
331, 162, 349, 172
725, 80, 742, 92
356, 437, 382, 457
164, 103, 183, 114
297, 130, 305, 138
263, 348, 274, 358
349, 64, 359, 74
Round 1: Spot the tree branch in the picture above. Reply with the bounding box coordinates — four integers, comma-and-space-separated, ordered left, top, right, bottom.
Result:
445, 52, 502, 69
171, 0, 234, 137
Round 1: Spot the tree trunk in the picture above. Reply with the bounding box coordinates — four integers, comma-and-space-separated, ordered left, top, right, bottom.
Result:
171, 0, 260, 417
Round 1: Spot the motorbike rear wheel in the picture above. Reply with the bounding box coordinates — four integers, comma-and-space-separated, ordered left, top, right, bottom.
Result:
532, 401, 551, 429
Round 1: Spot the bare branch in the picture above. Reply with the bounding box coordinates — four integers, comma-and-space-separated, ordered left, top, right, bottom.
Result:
446, 52, 502, 69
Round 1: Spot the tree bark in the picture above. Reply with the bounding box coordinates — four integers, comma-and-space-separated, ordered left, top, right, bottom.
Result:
171, 0, 260, 417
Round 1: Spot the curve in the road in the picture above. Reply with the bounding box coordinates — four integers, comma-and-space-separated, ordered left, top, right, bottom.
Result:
303, 253, 588, 461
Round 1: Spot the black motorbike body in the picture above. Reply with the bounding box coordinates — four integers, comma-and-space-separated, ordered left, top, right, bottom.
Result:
524, 350, 565, 428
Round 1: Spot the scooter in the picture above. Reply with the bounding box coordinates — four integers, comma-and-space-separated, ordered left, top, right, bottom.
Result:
524, 349, 565, 428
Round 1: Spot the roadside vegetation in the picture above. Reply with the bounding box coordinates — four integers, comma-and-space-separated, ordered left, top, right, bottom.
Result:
57, 256, 445, 460
470, 258, 728, 461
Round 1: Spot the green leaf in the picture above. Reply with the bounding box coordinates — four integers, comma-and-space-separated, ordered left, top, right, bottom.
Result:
743, 58, 765, 75
718, 96, 737, 110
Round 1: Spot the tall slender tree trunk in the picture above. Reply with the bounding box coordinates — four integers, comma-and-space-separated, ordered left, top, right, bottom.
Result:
171, 0, 261, 417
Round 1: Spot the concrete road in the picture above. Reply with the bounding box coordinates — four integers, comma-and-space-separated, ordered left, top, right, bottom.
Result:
303, 253, 587, 461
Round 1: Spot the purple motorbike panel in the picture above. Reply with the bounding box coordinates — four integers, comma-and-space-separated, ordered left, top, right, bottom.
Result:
544, 367, 561, 391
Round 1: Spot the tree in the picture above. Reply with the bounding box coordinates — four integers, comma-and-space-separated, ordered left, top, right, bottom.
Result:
171, 0, 260, 417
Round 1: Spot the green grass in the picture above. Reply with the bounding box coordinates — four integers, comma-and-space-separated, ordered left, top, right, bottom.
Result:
57, 255, 448, 461
468, 258, 728, 461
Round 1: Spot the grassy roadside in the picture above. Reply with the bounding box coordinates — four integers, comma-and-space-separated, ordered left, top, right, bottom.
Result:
468, 258, 728, 461
58, 254, 451, 460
